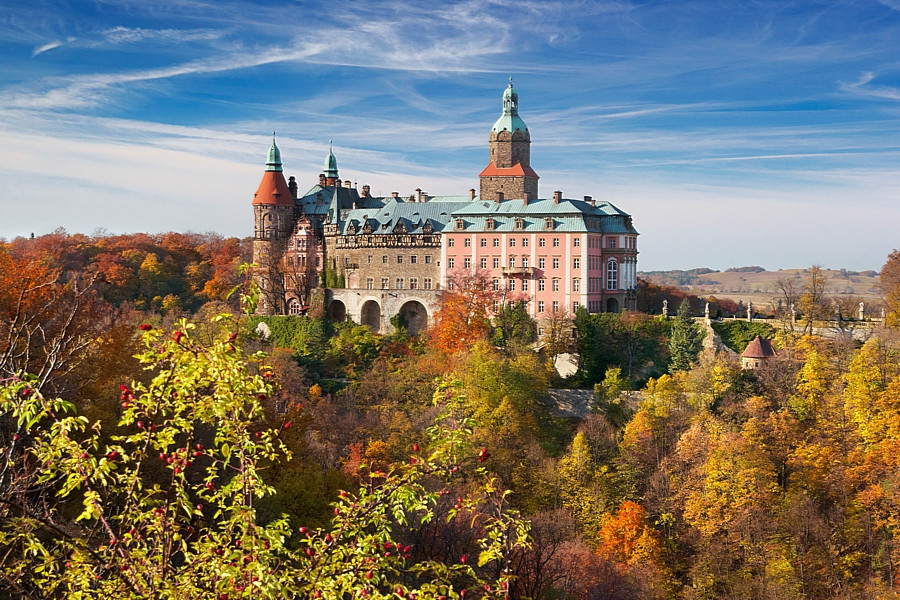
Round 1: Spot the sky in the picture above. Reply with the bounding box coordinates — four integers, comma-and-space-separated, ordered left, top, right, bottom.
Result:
1, 0, 899, 271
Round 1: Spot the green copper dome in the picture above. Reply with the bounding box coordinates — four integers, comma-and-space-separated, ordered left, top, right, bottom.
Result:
265, 132, 283, 172
323, 140, 339, 179
492, 80, 528, 135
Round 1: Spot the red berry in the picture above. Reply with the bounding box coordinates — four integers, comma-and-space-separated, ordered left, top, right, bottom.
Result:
460, 554, 467, 563
257, 393, 267, 401
140, 324, 152, 331
412, 443, 419, 452
107, 450, 119, 461
137, 421, 144, 429
120, 384, 129, 391
283, 421, 291, 429
174, 331, 184, 343
366, 570, 373, 580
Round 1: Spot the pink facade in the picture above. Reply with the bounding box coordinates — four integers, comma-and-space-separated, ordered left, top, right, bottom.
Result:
442, 227, 638, 317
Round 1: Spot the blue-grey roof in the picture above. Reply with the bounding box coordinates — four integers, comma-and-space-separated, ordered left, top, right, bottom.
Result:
337, 198, 471, 235
449, 197, 638, 234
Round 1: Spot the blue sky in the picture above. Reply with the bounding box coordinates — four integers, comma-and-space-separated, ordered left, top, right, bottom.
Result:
1, 0, 899, 271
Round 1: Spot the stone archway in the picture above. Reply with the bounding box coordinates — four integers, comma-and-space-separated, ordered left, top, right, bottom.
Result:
606, 297, 619, 314
329, 299, 347, 322
397, 300, 428, 335
361, 300, 382, 332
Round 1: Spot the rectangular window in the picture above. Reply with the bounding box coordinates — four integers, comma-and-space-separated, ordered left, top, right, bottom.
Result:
396, 278, 404, 289
509, 257, 516, 267
573, 278, 580, 291
539, 238, 546, 247
493, 238, 500, 247
449, 239, 455, 247
538, 301, 545, 314
411, 255, 417, 264
522, 279, 529, 292
410, 278, 418, 289
425, 255, 432, 264
464, 239, 471, 247
464, 257, 471, 269
368, 255, 373, 264
539, 258, 545, 269
522, 238, 528, 247
552, 301, 559, 313
344, 257, 350, 266
508, 279, 516, 291
424, 278, 432, 290
538, 279, 545, 291
573, 257, 580, 269
552, 279, 559, 292
493, 257, 500, 268
573, 301, 580, 312
492, 278, 500, 291
480, 238, 487, 247
382, 255, 388, 264
574, 238, 580, 247
492, 301, 499, 313
480, 258, 487, 269
608, 237, 617, 249
381, 278, 389, 289
552, 258, 559, 269
522, 257, 529, 268
448, 257, 455, 269
366, 278, 374, 289
553, 238, 560, 247
509, 239, 516, 247
397, 255, 403, 264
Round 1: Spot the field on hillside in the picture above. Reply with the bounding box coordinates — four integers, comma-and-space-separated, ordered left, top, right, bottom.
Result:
639, 266, 882, 311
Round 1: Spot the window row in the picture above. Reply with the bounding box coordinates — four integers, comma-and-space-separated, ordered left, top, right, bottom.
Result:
365, 277, 434, 290
368, 255, 433, 264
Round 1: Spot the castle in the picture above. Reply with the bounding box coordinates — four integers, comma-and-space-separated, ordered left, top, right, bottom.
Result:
251, 81, 639, 334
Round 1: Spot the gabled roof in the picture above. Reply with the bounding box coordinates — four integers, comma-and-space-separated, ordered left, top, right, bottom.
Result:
741, 335, 776, 359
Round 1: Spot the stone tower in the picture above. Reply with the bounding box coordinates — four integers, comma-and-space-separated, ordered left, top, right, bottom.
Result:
479, 79, 539, 201
251, 134, 295, 314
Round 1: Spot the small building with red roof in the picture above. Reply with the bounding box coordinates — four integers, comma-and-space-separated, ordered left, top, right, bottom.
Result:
741, 335, 776, 370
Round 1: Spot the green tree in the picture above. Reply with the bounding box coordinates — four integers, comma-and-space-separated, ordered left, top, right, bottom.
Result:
492, 300, 537, 350
668, 299, 704, 372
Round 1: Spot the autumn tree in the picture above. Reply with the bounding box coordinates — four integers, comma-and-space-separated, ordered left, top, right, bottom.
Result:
798, 264, 830, 334
881, 249, 900, 327
430, 270, 500, 355
0, 312, 530, 598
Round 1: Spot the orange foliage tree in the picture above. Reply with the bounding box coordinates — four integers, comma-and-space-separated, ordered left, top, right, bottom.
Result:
430, 270, 500, 354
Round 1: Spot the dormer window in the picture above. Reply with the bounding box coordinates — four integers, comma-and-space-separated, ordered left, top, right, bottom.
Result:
514, 218, 524, 230
486, 218, 495, 231
455, 219, 465, 231
544, 218, 555, 231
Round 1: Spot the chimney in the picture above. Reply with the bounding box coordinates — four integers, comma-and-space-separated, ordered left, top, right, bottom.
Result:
469, 188, 476, 201
344, 180, 351, 188
523, 192, 531, 206
362, 184, 370, 198
415, 188, 422, 203
318, 174, 326, 187
288, 176, 298, 199
584, 195, 591, 203
391, 191, 399, 198
553, 190, 562, 204
495, 191, 504, 203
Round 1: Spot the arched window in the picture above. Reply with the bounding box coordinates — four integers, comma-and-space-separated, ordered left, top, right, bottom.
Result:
288, 299, 302, 315
606, 259, 618, 290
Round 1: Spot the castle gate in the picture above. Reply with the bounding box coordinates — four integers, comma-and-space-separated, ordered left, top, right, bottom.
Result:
325, 289, 440, 334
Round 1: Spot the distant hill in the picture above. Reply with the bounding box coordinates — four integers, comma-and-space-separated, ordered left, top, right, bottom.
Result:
639, 266, 882, 309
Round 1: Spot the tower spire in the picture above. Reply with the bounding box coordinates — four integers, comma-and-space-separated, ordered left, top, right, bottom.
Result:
323, 139, 339, 182
265, 131, 283, 172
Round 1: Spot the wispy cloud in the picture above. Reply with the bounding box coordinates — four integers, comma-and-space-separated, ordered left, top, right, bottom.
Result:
31, 40, 65, 57
842, 71, 900, 101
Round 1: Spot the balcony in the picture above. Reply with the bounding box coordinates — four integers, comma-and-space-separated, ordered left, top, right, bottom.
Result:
502, 266, 535, 276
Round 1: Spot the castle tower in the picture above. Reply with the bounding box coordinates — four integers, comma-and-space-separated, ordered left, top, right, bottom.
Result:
479, 79, 539, 201
251, 134, 295, 314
